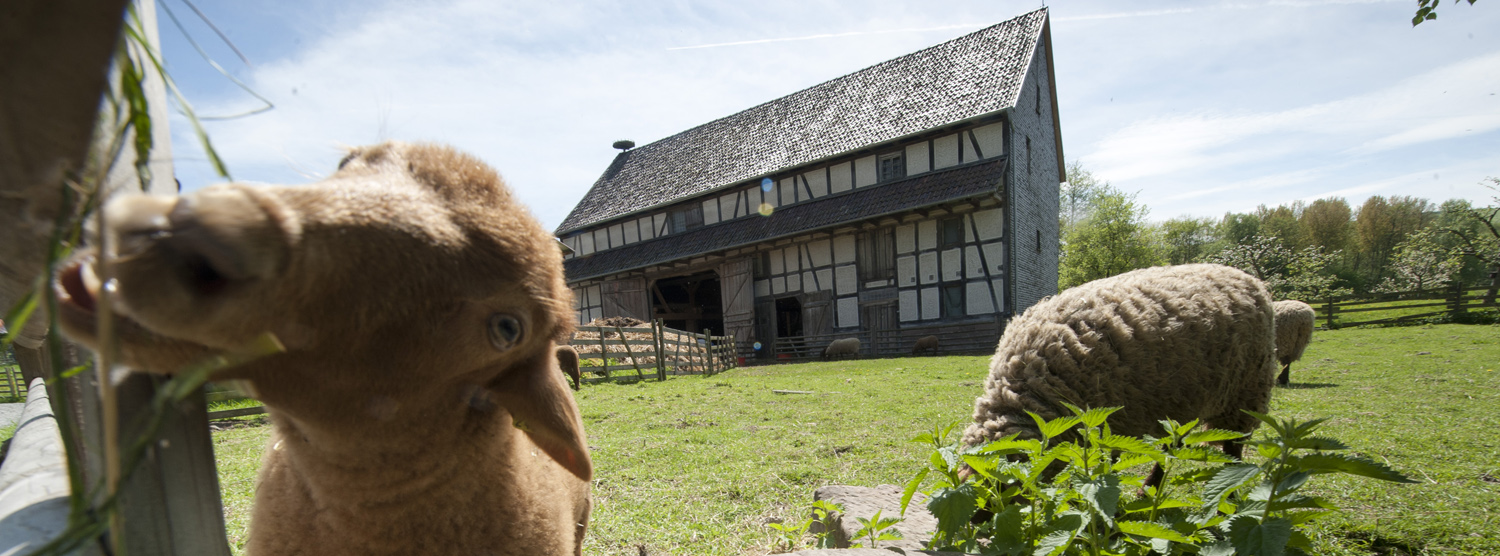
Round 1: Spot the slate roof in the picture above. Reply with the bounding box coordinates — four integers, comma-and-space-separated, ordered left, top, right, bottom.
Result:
563, 157, 1007, 282
556, 8, 1047, 235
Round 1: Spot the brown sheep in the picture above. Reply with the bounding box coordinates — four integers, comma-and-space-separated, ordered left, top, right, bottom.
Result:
1272, 300, 1315, 386
557, 344, 583, 390
911, 335, 940, 355
54, 142, 591, 556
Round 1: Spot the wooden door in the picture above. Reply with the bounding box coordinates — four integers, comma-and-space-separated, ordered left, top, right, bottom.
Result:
720, 257, 755, 350
601, 277, 649, 321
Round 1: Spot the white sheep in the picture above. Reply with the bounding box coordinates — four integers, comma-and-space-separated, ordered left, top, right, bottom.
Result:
1272, 300, 1315, 386
963, 264, 1278, 486
55, 142, 591, 555
822, 337, 861, 360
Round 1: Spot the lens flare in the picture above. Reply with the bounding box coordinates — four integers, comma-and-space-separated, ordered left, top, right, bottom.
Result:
761, 178, 773, 192
758, 203, 774, 217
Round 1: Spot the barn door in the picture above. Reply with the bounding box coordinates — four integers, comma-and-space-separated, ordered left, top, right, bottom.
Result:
802, 291, 832, 338
601, 276, 649, 321
754, 298, 776, 359
719, 257, 755, 352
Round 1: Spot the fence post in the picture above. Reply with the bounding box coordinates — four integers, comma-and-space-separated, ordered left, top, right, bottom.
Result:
615, 326, 644, 380
1323, 295, 1337, 330
653, 320, 666, 381
1448, 281, 1466, 320
595, 328, 610, 381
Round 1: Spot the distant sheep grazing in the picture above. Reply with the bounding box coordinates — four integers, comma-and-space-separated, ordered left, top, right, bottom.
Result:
54, 142, 591, 555
911, 335, 940, 356
822, 337, 861, 360
1272, 300, 1315, 386
963, 264, 1277, 486
557, 344, 583, 390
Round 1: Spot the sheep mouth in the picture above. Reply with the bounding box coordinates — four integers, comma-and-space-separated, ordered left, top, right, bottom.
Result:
54, 255, 156, 347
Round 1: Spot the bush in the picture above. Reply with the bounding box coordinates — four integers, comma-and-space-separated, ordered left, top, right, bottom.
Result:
902, 405, 1415, 555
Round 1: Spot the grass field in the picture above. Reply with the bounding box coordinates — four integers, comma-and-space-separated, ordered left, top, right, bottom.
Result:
211, 323, 1500, 555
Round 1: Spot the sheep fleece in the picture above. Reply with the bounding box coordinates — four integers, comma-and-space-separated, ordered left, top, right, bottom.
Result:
962, 264, 1278, 446
1273, 300, 1314, 366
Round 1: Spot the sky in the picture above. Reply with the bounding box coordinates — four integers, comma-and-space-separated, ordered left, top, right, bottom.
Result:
154, 0, 1500, 232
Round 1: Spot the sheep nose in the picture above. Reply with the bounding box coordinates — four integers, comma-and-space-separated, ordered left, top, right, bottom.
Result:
105, 186, 287, 293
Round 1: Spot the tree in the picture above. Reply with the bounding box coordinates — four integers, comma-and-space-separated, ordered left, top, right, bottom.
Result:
1155, 216, 1218, 265
1354, 195, 1431, 285
1255, 203, 1305, 250
1060, 161, 1105, 232
1413, 0, 1480, 26
1373, 228, 1463, 292
1059, 186, 1161, 289
1433, 178, 1500, 302
1202, 235, 1349, 301
1299, 198, 1353, 257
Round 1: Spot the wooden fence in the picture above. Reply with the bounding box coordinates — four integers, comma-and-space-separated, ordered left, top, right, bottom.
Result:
766, 320, 1004, 362
1, 363, 24, 400
1313, 282, 1497, 329
567, 320, 737, 384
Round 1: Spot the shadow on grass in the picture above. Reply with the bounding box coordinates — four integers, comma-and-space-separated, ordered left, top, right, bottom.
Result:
1342, 531, 1425, 556
1279, 382, 1339, 390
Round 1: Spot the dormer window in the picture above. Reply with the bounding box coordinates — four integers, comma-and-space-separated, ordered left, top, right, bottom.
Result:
878, 152, 906, 182
670, 205, 703, 234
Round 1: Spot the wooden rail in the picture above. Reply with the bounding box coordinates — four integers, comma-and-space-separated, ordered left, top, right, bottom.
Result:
1313, 282, 1496, 329
566, 320, 738, 384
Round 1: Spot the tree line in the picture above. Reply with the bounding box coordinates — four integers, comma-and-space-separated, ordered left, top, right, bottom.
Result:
1058, 162, 1500, 302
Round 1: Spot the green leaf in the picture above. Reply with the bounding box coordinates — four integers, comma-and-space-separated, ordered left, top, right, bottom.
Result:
1202, 464, 1261, 508
1096, 434, 1165, 459
986, 506, 1028, 555
1111, 452, 1159, 472
2, 290, 39, 350
1033, 529, 1075, 556
1068, 404, 1119, 429
1286, 510, 1337, 526
1287, 435, 1350, 451
975, 436, 1040, 455
912, 432, 935, 444
1076, 476, 1121, 527
1293, 453, 1419, 483
901, 467, 928, 516
1228, 515, 1293, 556
1182, 429, 1248, 445
1267, 494, 1334, 512
1169, 446, 1239, 463
1200, 539, 1236, 556
1276, 470, 1313, 494
1117, 520, 1193, 543
1030, 411, 1081, 440
927, 484, 979, 535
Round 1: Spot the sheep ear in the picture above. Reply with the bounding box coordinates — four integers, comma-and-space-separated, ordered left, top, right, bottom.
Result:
488, 343, 592, 481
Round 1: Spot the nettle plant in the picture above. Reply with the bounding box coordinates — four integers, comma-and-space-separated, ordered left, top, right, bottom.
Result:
901, 405, 1415, 556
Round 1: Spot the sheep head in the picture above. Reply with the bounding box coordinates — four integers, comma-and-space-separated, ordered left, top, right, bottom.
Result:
54, 142, 589, 480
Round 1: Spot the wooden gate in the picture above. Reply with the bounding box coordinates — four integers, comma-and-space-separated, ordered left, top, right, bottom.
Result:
601, 276, 650, 321
720, 258, 755, 354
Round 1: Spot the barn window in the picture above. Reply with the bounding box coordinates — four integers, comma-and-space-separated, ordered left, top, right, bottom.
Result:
857, 228, 895, 282
878, 152, 905, 182
670, 205, 703, 234
940, 217, 964, 249
940, 284, 964, 318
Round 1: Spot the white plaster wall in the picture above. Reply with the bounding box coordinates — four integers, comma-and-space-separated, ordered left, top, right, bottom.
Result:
964, 246, 984, 278
835, 264, 858, 295
898, 290, 918, 322
764, 184, 780, 208
941, 248, 963, 282
718, 193, 736, 221
854, 155, 877, 187
579, 232, 595, 255
770, 248, 785, 275
896, 224, 915, 254
703, 198, 720, 225
830, 161, 852, 193
755, 279, 770, 298
786, 273, 801, 292
982, 242, 1006, 274
897, 255, 917, 287
623, 221, 639, 244
833, 235, 856, 264
815, 269, 833, 291
802, 271, 816, 291
653, 214, 667, 236
837, 297, 859, 328
906, 141, 930, 175
587, 286, 601, 307
918, 252, 938, 285
640, 216, 656, 240
920, 288, 939, 320
808, 239, 832, 267
918, 220, 938, 251
933, 134, 960, 169
594, 229, 609, 251
609, 224, 623, 247
772, 276, 786, 295
784, 248, 801, 272
966, 281, 996, 315
992, 279, 1006, 312
806, 170, 828, 198
974, 209, 1004, 241
780, 178, 796, 206
973, 122, 1005, 159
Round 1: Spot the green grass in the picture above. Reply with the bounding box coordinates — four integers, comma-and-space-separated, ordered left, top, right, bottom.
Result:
211, 323, 1500, 555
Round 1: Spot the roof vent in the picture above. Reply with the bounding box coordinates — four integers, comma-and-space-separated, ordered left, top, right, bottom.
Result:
612, 140, 635, 151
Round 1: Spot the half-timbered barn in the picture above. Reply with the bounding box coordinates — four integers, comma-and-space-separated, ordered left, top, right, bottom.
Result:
555, 8, 1063, 359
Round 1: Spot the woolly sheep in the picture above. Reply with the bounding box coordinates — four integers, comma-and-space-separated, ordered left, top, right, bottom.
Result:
1272, 300, 1315, 386
963, 264, 1278, 483
54, 142, 591, 555
911, 335, 940, 356
557, 344, 583, 390
822, 337, 861, 360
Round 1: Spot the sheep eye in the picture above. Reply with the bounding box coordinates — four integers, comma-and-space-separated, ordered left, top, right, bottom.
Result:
488, 314, 524, 351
